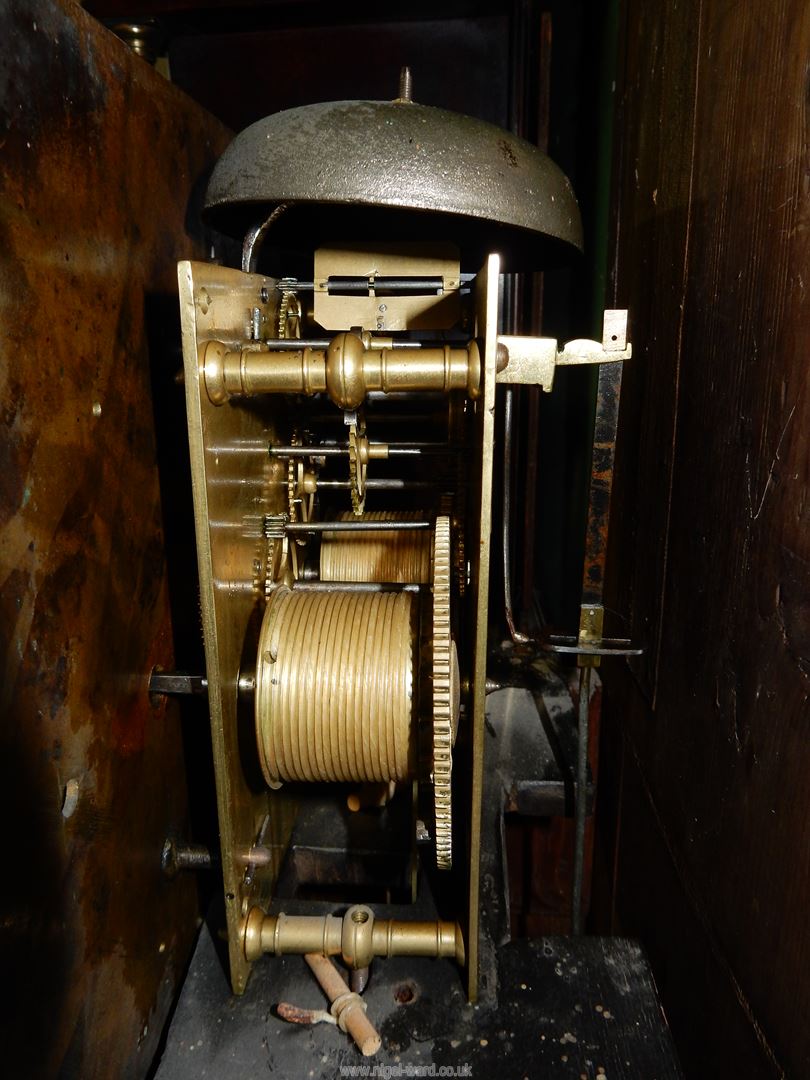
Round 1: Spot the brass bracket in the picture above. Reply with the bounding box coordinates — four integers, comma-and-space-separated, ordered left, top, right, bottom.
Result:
241, 904, 466, 968
577, 603, 605, 669
313, 242, 462, 331
495, 309, 632, 392
546, 626, 642, 663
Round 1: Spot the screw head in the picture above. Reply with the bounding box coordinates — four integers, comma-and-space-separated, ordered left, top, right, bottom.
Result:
161, 837, 178, 878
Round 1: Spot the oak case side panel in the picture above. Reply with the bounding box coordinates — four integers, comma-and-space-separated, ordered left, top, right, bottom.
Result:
0, 2, 231, 1076
606, 0, 810, 1074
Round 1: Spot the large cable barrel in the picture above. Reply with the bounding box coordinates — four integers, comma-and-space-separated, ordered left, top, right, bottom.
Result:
255, 586, 417, 786
320, 511, 431, 583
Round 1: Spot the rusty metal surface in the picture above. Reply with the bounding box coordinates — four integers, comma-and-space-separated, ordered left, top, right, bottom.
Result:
203, 99, 582, 267
0, 2, 231, 1077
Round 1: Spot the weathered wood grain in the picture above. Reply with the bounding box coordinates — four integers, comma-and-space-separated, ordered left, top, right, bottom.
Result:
0, 3, 231, 1076
606, 0, 810, 1075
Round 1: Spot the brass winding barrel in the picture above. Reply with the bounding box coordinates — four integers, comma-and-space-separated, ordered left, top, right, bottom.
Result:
320, 511, 432, 584
255, 587, 417, 786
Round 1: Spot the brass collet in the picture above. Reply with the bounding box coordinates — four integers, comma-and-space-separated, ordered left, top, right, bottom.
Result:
202, 333, 481, 409
241, 904, 466, 969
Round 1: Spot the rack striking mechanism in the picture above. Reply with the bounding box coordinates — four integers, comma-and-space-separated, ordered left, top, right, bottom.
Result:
170, 72, 635, 1043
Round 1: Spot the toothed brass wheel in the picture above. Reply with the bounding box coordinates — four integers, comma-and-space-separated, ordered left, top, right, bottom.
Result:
286, 431, 315, 542
432, 514, 459, 870
348, 421, 368, 516
277, 287, 302, 339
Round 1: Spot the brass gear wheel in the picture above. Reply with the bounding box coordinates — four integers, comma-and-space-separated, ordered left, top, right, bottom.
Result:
453, 528, 467, 597
348, 420, 368, 516
286, 432, 314, 532
446, 395, 469, 596
432, 514, 457, 870
277, 287, 302, 339
440, 493, 467, 598
263, 517, 297, 593
287, 456, 300, 519
263, 535, 297, 594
